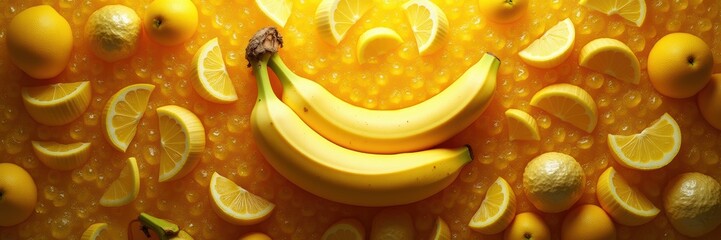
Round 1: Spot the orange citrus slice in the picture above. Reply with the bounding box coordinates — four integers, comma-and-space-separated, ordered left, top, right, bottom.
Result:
80, 223, 108, 240
209, 172, 275, 225
579, 0, 646, 27
100, 157, 139, 207
505, 108, 540, 141
597, 167, 660, 226
191, 38, 238, 104
255, 0, 293, 27
103, 83, 155, 152
402, 0, 449, 55
519, 18, 575, 69
321, 218, 365, 240
315, 0, 372, 45
530, 83, 598, 133
31, 141, 90, 171
579, 38, 640, 84
21, 81, 91, 126
157, 105, 205, 182
607, 113, 681, 170
468, 177, 517, 234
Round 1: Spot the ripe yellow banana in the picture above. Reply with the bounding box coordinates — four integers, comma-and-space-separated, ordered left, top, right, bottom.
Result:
268, 52, 500, 153
250, 54, 473, 207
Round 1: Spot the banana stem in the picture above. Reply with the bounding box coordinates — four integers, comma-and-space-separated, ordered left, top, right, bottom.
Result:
137, 213, 180, 240
267, 53, 297, 88
251, 54, 275, 102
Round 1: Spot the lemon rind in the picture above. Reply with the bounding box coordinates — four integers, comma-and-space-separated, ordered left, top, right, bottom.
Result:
31, 141, 91, 171
530, 83, 598, 133
597, 167, 660, 226
468, 177, 516, 234
99, 157, 139, 207
519, 18, 575, 69
209, 172, 275, 225
103, 83, 155, 152
157, 105, 206, 182
80, 222, 108, 240
192, 38, 238, 104
579, 38, 640, 84
402, 0, 449, 56
21, 81, 92, 126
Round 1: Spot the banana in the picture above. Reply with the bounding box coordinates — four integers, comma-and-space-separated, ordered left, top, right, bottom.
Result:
249, 54, 473, 207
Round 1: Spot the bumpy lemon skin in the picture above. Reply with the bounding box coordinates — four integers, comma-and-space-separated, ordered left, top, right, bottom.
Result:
647, 33, 713, 99
144, 0, 199, 46
523, 152, 585, 213
85, 5, 141, 62
0, 163, 38, 227
663, 172, 721, 238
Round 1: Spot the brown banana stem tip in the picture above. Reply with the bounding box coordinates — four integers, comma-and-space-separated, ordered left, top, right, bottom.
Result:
245, 26, 284, 67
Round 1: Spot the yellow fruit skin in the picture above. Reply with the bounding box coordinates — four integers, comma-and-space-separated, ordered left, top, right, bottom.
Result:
596, 167, 659, 226
322, 218, 365, 240
561, 205, 616, 240
664, 172, 721, 238
7, 5, 73, 79
22, 81, 92, 126
85, 5, 141, 62
239, 232, 272, 240
31, 141, 91, 171
0, 163, 37, 227
523, 152, 585, 213
503, 212, 550, 240
697, 74, 721, 130
478, 0, 529, 24
430, 217, 451, 240
468, 177, 517, 234
648, 33, 713, 99
144, 0, 199, 46
370, 208, 415, 240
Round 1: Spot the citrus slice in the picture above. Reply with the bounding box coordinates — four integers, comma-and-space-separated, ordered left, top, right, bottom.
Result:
597, 167, 660, 226
469, 177, 517, 234
209, 172, 275, 225
579, 0, 646, 27
191, 38, 238, 104
255, 0, 293, 27
579, 38, 640, 84
519, 18, 575, 69
157, 105, 205, 182
530, 83, 598, 133
356, 27, 403, 64
80, 223, 108, 240
607, 113, 681, 170
321, 218, 365, 240
505, 109, 540, 141
31, 141, 91, 171
430, 217, 451, 240
402, 0, 449, 55
21, 81, 91, 126
100, 157, 139, 207
102, 84, 155, 152
315, 0, 372, 45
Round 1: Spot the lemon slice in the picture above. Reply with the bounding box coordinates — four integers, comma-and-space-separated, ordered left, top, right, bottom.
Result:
80, 223, 108, 240
321, 218, 365, 240
315, 0, 372, 45
157, 105, 205, 182
209, 172, 275, 225
192, 38, 238, 104
103, 84, 155, 152
607, 113, 681, 170
505, 109, 540, 141
597, 167, 660, 226
100, 157, 139, 207
402, 0, 449, 55
21, 81, 91, 126
469, 177, 517, 234
31, 141, 91, 171
579, 0, 646, 27
430, 217, 451, 240
530, 83, 598, 133
255, 0, 293, 27
519, 18, 575, 69
579, 38, 640, 84
356, 27, 403, 64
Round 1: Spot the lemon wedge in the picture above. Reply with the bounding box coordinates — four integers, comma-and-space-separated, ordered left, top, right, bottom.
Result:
402, 0, 449, 55
469, 177, 517, 234
430, 217, 451, 240
505, 109, 540, 141
321, 218, 365, 240
103, 84, 155, 152
255, 0, 293, 27
157, 105, 205, 182
356, 27, 403, 64
80, 223, 108, 240
209, 172, 275, 225
519, 18, 575, 69
192, 38, 238, 104
579, 0, 646, 27
21, 81, 91, 126
530, 83, 598, 133
607, 113, 681, 170
597, 167, 660, 226
315, 0, 372, 45
100, 157, 139, 207
579, 38, 640, 84
31, 141, 90, 171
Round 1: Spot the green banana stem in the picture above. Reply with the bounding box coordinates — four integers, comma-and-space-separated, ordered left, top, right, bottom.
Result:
136, 213, 193, 240
246, 27, 284, 102
267, 53, 297, 88
252, 54, 275, 102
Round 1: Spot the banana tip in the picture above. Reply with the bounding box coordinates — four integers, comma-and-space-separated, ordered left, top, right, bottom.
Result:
465, 144, 474, 162
485, 52, 500, 62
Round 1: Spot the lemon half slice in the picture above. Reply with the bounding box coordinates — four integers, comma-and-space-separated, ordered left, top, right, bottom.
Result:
315, 0, 373, 45
597, 167, 660, 226
100, 157, 139, 207
103, 84, 155, 152
157, 105, 206, 182
469, 177, 517, 234
21, 81, 91, 126
505, 109, 540, 141
255, 0, 293, 27
579, 38, 640, 84
356, 27, 403, 64
80, 223, 108, 240
402, 0, 449, 55
321, 218, 365, 240
31, 141, 91, 171
530, 83, 598, 133
519, 18, 575, 69
209, 172, 275, 225
580, 0, 646, 27
607, 113, 681, 170
192, 38, 238, 104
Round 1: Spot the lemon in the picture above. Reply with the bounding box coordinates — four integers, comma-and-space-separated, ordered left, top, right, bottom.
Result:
321, 218, 365, 240
469, 177, 516, 234
519, 18, 575, 69
100, 157, 139, 207
144, 0, 199, 46
209, 172, 275, 225
356, 27, 403, 64
21, 81, 92, 126
698, 74, 721, 130
596, 167, 659, 226
402, 0, 449, 55
7, 5, 73, 79
504, 212, 551, 240
664, 172, 721, 238
530, 83, 598, 133
607, 113, 681, 170
315, 0, 372, 45
80, 223, 108, 240
561, 204, 617, 240
85, 5, 141, 62
523, 152, 585, 213
255, 0, 293, 27
505, 108, 540, 141
0, 163, 37, 227
191, 38, 238, 103
370, 208, 415, 240
31, 141, 91, 171
579, 0, 646, 27
239, 232, 272, 240
103, 84, 155, 152
579, 38, 640, 84
157, 105, 206, 182
430, 217, 451, 240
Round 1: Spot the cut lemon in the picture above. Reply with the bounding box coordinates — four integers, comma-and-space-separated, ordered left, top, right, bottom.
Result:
580, 0, 646, 27
597, 167, 660, 226
469, 177, 516, 234
519, 18, 575, 69
103, 84, 155, 152
356, 27, 403, 64
21, 81, 91, 126
579, 38, 640, 84
530, 83, 598, 133
315, 0, 372, 45
505, 109, 540, 141
192, 38, 238, 104
255, 0, 293, 27
100, 157, 139, 207
402, 0, 449, 55
430, 217, 451, 240
607, 113, 681, 170
321, 218, 365, 240
31, 141, 90, 171
80, 223, 108, 240
157, 105, 205, 182
209, 172, 275, 225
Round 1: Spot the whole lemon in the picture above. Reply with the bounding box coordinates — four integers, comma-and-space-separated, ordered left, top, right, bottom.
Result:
697, 74, 721, 130
6, 5, 73, 79
647, 33, 713, 99
239, 232, 272, 240
479, 0, 529, 24
504, 212, 550, 240
144, 0, 198, 46
561, 204, 616, 240
0, 163, 38, 226
523, 152, 585, 213
664, 172, 721, 238
85, 5, 141, 62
